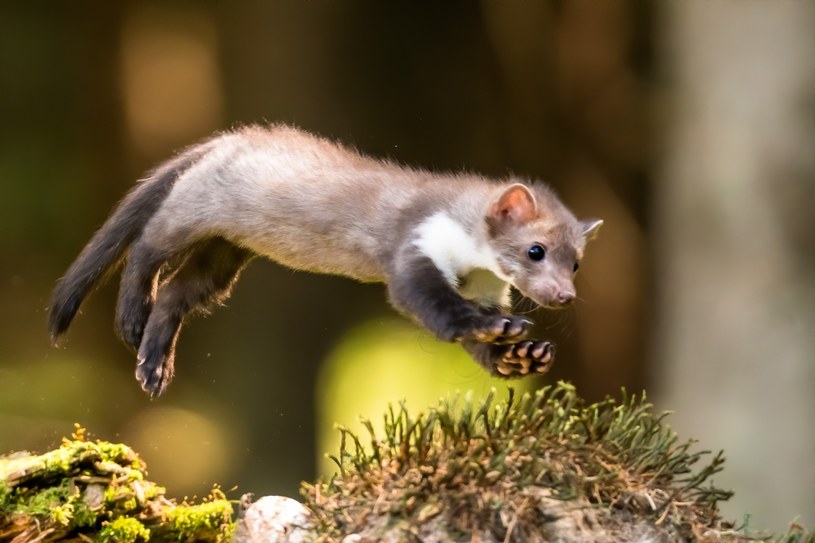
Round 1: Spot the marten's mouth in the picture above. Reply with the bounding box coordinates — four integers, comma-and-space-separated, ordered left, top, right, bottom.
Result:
525, 294, 573, 310
540, 302, 570, 310
522, 288, 576, 310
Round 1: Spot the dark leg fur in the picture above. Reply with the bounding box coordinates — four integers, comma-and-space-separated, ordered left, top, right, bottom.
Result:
135, 238, 254, 396
387, 255, 533, 344
115, 240, 175, 350
462, 339, 555, 377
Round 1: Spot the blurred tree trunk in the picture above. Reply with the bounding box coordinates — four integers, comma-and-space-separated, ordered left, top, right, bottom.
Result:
653, 0, 814, 531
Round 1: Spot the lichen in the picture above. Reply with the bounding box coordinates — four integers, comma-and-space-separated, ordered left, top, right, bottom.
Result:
97, 516, 151, 543
159, 490, 235, 542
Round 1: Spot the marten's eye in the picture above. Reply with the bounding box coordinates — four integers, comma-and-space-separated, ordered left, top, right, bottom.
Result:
573, 262, 580, 273
527, 244, 546, 262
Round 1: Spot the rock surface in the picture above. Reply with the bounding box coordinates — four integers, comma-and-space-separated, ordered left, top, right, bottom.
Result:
234, 495, 315, 543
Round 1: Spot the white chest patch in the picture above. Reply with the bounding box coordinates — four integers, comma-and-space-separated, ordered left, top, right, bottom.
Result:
412, 212, 511, 306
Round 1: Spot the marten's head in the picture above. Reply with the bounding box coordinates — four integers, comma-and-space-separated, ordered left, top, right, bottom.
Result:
486, 183, 602, 309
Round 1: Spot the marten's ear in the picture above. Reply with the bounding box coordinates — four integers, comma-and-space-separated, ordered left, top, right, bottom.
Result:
580, 219, 603, 242
488, 184, 537, 227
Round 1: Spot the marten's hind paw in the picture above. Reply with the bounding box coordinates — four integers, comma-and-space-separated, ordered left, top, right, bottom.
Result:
493, 340, 555, 377
135, 343, 175, 398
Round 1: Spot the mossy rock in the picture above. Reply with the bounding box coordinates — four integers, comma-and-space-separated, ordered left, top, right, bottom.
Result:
299, 383, 812, 542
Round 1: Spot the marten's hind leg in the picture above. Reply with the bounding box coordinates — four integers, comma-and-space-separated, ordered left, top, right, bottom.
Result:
135, 238, 254, 396
115, 238, 179, 351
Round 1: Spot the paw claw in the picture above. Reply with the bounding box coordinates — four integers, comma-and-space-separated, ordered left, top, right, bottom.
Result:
513, 340, 533, 359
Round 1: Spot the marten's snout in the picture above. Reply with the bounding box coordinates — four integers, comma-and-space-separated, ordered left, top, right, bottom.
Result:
521, 275, 576, 309
556, 290, 576, 306
532, 287, 576, 309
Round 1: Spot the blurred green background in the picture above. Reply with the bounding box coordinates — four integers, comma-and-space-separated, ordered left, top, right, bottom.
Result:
0, 1, 811, 532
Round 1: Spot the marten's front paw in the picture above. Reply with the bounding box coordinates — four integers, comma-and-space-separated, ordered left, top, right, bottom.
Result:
456, 314, 533, 344
493, 340, 555, 377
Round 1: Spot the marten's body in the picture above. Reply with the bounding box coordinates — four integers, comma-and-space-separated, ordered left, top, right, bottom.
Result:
49, 125, 602, 396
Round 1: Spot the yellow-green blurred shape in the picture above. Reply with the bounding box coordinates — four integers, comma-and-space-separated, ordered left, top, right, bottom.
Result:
0, 355, 141, 450
122, 406, 233, 498
315, 319, 534, 477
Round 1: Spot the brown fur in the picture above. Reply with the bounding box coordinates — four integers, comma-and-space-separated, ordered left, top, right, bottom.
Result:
49, 124, 602, 396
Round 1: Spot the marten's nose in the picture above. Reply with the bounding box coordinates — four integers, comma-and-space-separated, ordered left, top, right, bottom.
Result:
557, 291, 576, 305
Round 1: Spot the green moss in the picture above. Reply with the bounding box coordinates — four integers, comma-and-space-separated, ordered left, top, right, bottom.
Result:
97, 516, 151, 543
14, 481, 76, 525
159, 491, 235, 542
0, 481, 10, 508
777, 524, 814, 543
103, 479, 165, 514
72, 499, 99, 528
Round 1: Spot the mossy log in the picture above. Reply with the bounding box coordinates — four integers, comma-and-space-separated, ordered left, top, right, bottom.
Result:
0, 428, 233, 542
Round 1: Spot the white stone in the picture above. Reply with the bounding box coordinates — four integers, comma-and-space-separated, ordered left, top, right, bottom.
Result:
236, 495, 315, 543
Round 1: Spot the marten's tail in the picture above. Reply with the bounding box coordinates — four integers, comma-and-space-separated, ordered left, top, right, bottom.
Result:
49, 147, 205, 343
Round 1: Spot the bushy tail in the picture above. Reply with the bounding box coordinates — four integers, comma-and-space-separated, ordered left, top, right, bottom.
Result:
48, 148, 203, 343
